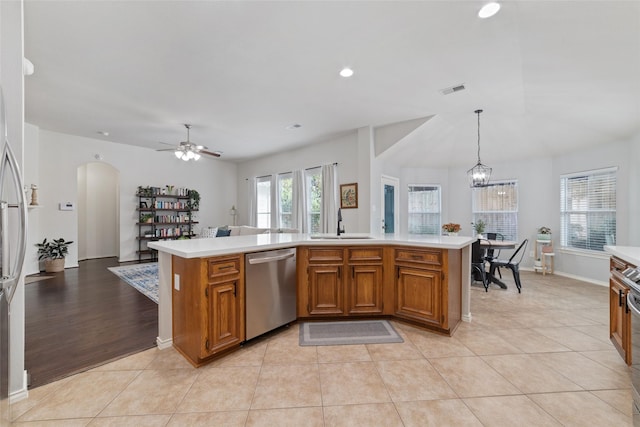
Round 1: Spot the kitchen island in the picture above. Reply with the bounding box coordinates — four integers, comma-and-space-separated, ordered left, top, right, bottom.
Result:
149, 233, 474, 365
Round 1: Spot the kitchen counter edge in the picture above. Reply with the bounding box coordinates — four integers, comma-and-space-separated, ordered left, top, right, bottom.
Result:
148, 233, 476, 259
604, 245, 640, 267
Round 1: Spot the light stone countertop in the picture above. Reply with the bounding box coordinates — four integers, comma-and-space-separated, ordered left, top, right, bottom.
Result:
148, 233, 476, 259
604, 245, 640, 267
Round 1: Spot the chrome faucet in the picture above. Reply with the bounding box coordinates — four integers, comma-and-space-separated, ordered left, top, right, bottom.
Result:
337, 208, 345, 236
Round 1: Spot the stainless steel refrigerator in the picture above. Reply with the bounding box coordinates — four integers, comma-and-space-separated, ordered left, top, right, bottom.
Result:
0, 88, 28, 425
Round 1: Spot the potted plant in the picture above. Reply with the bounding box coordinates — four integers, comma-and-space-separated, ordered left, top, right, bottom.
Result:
537, 226, 552, 241
472, 220, 486, 238
187, 189, 200, 211
442, 223, 461, 236
140, 213, 154, 223
36, 238, 74, 273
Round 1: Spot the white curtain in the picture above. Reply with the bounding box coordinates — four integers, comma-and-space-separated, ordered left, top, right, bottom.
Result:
321, 163, 338, 233
292, 169, 306, 232
270, 175, 278, 228
248, 177, 257, 226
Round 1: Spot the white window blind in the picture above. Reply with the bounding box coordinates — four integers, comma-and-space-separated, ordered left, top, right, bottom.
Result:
256, 175, 271, 228
560, 168, 616, 252
305, 167, 322, 233
277, 172, 293, 228
472, 181, 518, 240
408, 185, 441, 235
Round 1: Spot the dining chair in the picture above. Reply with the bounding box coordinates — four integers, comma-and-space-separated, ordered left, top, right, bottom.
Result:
484, 232, 504, 278
471, 239, 491, 291
489, 239, 528, 293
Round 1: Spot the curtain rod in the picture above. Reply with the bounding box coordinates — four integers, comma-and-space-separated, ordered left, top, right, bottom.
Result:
245, 162, 339, 180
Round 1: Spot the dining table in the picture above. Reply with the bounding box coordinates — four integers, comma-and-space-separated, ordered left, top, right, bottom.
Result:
479, 239, 518, 289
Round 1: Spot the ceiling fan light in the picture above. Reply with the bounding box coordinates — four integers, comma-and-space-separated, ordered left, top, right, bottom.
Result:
193, 152, 201, 161
174, 150, 183, 159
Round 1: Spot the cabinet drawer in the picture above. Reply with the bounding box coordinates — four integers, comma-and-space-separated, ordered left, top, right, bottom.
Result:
308, 247, 344, 264
611, 256, 636, 272
208, 256, 240, 280
395, 248, 442, 267
348, 247, 383, 264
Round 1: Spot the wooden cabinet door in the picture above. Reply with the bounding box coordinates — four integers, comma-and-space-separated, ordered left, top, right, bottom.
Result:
308, 264, 344, 315
610, 276, 630, 363
204, 280, 241, 356
395, 266, 442, 326
347, 264, 383, 315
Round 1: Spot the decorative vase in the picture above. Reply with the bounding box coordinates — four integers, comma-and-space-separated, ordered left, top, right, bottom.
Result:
44, 258, 65, 273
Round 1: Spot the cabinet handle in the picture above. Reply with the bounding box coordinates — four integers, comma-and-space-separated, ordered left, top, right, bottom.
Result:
338, 266, 341, 279
219, 265, 234, 270
619, 289, 624, 307
233, 282, 237, 297
352, 266, 354, 278
626, 295, 629, 314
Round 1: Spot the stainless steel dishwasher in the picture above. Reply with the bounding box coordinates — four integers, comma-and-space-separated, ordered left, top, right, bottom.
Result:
245, 248, 297, 340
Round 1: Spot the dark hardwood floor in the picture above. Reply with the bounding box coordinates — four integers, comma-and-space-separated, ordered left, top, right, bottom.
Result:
25, 257, 158, 388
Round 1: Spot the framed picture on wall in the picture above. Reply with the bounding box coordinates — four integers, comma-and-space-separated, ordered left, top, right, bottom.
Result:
340, 183, 358, 209
140, 201, 148, 208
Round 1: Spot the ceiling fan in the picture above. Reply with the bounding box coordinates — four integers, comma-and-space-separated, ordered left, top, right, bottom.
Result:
157, 124, 221, 161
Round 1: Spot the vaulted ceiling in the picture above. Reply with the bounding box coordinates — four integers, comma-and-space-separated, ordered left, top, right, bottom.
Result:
24, 1, 640, 166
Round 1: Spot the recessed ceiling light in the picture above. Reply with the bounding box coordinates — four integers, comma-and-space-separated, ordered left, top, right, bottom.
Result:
286, 123, 302, 130
339, 67, 354, 78
478, 2, 501, 19
97, 131, 109, 136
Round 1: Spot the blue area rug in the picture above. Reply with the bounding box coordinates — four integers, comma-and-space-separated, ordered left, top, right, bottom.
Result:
108, 263, 158, 304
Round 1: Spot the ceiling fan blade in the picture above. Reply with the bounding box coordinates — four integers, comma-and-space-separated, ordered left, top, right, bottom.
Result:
200, 149, 221, 158
156, 148, 179, 152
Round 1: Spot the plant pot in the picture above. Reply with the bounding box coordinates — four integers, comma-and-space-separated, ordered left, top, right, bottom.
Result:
446, 232, 458, 236
44, 258, 65, 273
537, 233, 551, 241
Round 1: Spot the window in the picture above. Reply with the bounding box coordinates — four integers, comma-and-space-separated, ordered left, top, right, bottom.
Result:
277, 172, 293, 228
560, 168, 616, 252
408, 185, 441, 235
256, 176, 271, 228
472, 181, 518, 240
305, 167, 322, 233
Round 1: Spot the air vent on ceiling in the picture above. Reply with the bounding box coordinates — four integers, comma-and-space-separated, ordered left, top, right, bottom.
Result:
440, 84, 466, 95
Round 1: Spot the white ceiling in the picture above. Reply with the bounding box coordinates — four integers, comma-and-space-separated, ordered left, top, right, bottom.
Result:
24, 1, 640, 166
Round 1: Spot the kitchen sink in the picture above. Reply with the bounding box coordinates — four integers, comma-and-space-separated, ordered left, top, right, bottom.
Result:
309, 234, 374, 240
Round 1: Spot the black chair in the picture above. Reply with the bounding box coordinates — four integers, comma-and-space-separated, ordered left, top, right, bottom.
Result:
489, 239, 528, 293
471, 239, 491, 291
484, 232, 504, 278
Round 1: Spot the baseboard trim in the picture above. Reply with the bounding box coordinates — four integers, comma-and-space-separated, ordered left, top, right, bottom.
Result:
520, 267, 608, 287
156, 336, 173, 350
9, 370, 29, 403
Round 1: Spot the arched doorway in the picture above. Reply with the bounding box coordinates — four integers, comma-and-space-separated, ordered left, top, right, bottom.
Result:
77, 162, 119, 260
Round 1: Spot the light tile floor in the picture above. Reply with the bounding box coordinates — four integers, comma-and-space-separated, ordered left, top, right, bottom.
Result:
12, 272, 632, 426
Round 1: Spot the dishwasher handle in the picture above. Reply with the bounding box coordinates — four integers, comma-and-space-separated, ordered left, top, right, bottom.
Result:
248, 251, 295, 265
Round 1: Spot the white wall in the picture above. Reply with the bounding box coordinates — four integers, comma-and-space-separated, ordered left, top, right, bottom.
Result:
551, 137, 635, 283
24, 123, 40, 276
383, 134, 638, 285
236, 131, 366, 232
35, 127, 238, 265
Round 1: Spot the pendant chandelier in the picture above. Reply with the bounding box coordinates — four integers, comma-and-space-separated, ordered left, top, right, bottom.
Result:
467, 109, 492, 187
